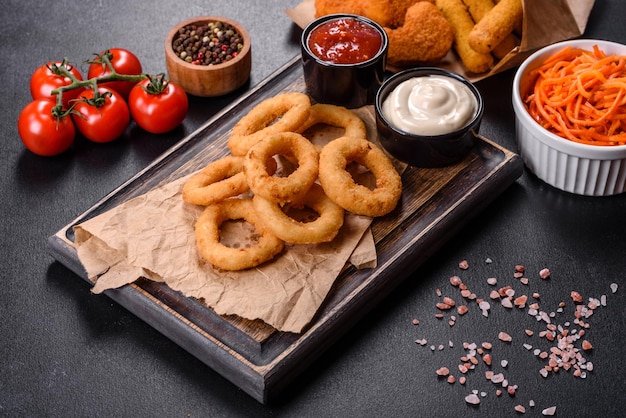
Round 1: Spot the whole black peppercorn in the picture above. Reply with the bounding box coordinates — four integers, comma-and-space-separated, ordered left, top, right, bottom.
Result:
172, 20, 244, 65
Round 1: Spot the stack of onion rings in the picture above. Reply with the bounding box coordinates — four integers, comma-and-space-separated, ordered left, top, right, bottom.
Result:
318, 136, 402, 217
228, 92, 312, 156
183, 92, 402, 271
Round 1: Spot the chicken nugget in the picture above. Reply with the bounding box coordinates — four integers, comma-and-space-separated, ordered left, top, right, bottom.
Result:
385, 2, 454, 67
467, 0, 522, 54
363, 0, 434, 28
314, 0, 364, 17
436, 0, 494, 73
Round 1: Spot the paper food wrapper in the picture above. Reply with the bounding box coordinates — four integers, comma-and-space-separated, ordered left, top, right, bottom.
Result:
73, 106, 398, 334
285, 0, 595, 80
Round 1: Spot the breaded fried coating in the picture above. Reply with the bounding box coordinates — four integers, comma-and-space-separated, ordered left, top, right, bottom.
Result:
467, 0, 522, 54
314, 0, 363, 18
314, 0, 436, 28
463, 0, 519, 59
384, 2, 454, 67
437, 0, 494, 73
363, 0, 435, 28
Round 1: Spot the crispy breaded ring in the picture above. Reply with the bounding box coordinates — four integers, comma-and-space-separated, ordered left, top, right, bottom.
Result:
318, 136, 402, 217
436, 0, 494, 74
253, 183, 344, 244
195, 198, 284, 271
228, 92, 311, 156
463, 0, 519, 59
384, 1, 454, 67
244, 132, 319, 204
182, 156, 248, 206
296, 103, 367, 139
467, 0, 522, 54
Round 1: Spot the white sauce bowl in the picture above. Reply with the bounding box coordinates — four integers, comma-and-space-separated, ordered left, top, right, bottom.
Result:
512, 39, 626, 196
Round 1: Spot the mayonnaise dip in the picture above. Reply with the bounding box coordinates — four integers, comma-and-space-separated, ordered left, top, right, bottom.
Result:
381, 75, 477, 136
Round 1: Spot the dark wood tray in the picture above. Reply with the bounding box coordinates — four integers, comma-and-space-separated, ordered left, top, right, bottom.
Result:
48, 55, 523, 404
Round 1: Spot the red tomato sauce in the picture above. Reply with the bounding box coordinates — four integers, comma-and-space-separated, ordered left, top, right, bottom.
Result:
307, 17, 383, 65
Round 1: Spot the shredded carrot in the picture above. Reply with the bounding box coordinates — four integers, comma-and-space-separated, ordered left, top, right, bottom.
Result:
523, 45, 626, 146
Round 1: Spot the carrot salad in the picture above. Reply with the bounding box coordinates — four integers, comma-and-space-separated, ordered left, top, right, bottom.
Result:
523, 45, 626, 146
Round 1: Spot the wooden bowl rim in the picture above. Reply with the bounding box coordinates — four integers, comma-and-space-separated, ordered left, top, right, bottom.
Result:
164, 16, 251, 71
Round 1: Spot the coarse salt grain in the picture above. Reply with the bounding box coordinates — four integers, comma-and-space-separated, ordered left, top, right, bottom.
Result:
487, 277, 497, 285
436, 367, 450, 376
479, 301, 490, 317
465, 393, 480, 405
539, 268, 550, 279
611, 283, 618, 293
514, 404, 526, 413
542, 406, 557, 416
459, 260, 469, 270
498, 332, 512, 342
450, 276, 462, 286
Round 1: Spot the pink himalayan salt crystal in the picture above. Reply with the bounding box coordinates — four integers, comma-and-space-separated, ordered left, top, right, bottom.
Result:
539, 268, 550, 279
542, 406, 557, 416
515, 404, 526, 413
498, 331, 512, 342
465, 393, 480, 405
436, 367, 450, 376
450, 275, 462, 286
459, 260, 469, 270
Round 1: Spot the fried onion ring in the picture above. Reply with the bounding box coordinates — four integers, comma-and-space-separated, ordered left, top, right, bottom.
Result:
318, 136, 402, 217
296, 103, 368, 139
182, 156, 248, 206
244, 132, 319, 204
195, 198, 284, 270
228, 92, 312, 156
253, 183, 344, 244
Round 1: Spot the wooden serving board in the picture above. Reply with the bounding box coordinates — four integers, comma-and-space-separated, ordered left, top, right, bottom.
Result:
48, 56, 523, 404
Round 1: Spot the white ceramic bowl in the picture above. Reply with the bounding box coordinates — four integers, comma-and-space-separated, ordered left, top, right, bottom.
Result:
512, 39, 626, 196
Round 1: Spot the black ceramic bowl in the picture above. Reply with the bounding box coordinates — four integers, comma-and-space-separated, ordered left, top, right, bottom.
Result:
301, 14, 388, 108
375, 68, 484, 167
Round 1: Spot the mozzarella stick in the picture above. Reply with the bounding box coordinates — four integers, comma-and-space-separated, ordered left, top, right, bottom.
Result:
462, 0, 519, 59
436, 0, 494, 73
467, 0, 522, 54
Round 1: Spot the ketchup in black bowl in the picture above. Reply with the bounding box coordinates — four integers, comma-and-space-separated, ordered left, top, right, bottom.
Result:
301, 14, 388, 108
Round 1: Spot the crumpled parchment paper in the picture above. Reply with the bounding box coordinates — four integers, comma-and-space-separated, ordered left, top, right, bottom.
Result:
73, 106, 393, 334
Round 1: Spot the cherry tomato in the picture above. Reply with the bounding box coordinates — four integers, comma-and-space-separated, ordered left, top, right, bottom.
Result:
30, 61, 84, 109
72, 87, 130, 143
128, 77, 189, 134
87, 48, 143, 99
18, 99, 75, 156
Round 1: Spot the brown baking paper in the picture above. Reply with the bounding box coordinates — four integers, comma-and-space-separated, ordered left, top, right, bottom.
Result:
285, 0, 595, 80
73, 106, 400, 334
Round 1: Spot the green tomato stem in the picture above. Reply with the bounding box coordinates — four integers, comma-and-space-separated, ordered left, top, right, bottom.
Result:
49, 50, 149, 115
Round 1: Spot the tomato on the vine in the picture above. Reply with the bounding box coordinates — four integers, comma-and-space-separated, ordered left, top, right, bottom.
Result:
72, 87, 130, 143
128, 76, 189, 134
87, 48, 142, 99
30, 61, 84, 109
18, 99, 75, 157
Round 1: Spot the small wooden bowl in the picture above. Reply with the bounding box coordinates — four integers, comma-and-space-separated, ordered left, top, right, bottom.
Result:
165, 16, 251, 97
